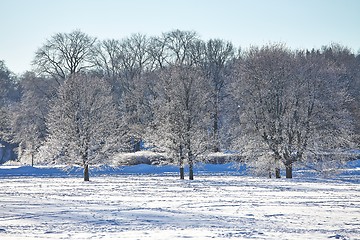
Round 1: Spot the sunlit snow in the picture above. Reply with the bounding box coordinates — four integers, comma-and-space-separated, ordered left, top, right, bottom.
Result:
0, 164, 359, 239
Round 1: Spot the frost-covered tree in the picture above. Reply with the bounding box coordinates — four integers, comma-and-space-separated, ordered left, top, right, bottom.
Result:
147, 30, 211, 180
0, 60, 19, 108
0, 61, 12, 141
118, 34, 154, 151
201, 39, 235, 152
94, 34, 154, 152
235, 44, 294, 178
40, 74, 121, 181
11, 72, 58, 165
0, 61, 19, 163
288, 48, 355, 176
320, 44, 360, 147
149, 66, 210, 180
233, 44, 355, 178
32, 30, 97, 81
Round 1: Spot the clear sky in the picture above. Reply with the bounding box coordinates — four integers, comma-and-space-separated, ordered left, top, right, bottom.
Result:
1, 0, 359, 74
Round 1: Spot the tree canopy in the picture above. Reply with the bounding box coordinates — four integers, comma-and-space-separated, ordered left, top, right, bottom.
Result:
1, 30, 359, 180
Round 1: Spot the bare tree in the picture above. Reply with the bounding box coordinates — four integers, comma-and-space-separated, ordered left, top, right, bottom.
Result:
32, 30, 97, 81
163, 30, 200, 66
93, 39, 122, 80
148, 35, 169, 69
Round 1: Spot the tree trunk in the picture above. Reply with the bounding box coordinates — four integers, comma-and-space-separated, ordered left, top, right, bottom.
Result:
180, 167, 185, 180
84, 164, 90, 181
275, 167, 281, 178
179, 145, 185, 180
285, 163, 293, 178
188, 149, 194, 180
0, 145, 5, 163
274, 154, 281, 178
213, 109, 220, 152
189, 162, 194, 180
134, 140, 141, 152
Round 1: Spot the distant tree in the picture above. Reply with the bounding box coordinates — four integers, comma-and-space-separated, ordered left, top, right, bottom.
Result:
0, 61, 18, 139
93, 39, 122, 80
0, 61, 10, 141
117, 34, 154, 151
149, 66, 210, 180
0, 60, 19, 105
92, 39, 123, 96
354, 53, 360, 146
93, 34, 154, 152
291, 47, 356, 174
147, 30, 210, 180
201, 39, 235, 152
163, 30, 200, 66
39, 74, 121, 181
11, 72, 58, 165
0, 106, 12, 163
32, 30, 97, 81
320, 44, 360, 147
148, 35, 169, 69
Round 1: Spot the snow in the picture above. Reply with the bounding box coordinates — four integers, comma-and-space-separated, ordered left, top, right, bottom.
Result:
0, 162, 359, 239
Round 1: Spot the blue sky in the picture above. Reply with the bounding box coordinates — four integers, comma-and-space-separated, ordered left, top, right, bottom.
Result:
1, 0, 359, 74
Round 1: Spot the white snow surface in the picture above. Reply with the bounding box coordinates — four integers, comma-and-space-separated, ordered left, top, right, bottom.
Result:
0, 163, 359, 239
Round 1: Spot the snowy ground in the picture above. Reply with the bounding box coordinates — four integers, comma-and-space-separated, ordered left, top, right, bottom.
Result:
0, 164, 359, 239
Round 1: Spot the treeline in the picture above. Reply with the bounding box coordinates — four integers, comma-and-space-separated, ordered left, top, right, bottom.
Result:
0, 30, 359, 180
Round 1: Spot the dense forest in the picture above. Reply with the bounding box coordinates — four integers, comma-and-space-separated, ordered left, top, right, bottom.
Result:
0, 30, 359, 180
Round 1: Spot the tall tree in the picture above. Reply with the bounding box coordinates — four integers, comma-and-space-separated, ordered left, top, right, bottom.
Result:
201, 39, 235, 152
94, 34, 154, 152
39, 74, 121, 181
148, 30, 209, 180
163, 30, 200, 66
238, 44, 294, 178
117, 34, 153, 151
92, 39, 123, 96
275, 48, 355, 178
32, 30, 97, 81
149, 66, 210, 180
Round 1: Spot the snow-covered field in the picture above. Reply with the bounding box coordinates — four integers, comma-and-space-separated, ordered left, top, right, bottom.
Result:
0, 164, 359, 239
